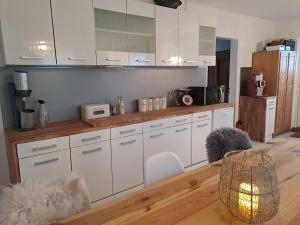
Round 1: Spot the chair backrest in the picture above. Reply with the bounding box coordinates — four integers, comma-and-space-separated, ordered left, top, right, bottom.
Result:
206, 127, 253, 163
144, 152, 185, 187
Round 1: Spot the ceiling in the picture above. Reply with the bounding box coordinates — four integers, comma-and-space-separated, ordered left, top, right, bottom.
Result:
189, 0, 300, 20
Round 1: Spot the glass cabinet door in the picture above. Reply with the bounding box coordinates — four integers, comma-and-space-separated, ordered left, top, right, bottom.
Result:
199, 26, 216, 56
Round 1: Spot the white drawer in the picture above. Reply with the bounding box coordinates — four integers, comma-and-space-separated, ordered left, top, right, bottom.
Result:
111, 123, 142, 139
143, 118, 170, 133
267, 98, 277, 107
17, 137, 69, 159
70, 129, 110, 148
169, 114, 192, 127
19, 149, 71, 181
193, 111, 212, 122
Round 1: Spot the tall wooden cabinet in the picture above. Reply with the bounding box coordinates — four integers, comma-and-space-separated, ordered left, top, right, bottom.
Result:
252, 51, 296, 135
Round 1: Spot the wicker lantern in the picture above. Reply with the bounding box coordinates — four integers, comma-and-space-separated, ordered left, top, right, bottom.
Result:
219, 150, 280, 224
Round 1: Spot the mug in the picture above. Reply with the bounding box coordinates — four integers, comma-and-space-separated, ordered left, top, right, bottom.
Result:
21, 109, 35, 130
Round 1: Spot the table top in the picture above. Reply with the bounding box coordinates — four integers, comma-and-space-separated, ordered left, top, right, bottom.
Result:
52, 139, 300, 225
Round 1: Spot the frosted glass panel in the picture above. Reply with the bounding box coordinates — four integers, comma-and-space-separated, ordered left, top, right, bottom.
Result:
94, 9, 127, 52
199, 26, 216, 56
127, 14, 155, 53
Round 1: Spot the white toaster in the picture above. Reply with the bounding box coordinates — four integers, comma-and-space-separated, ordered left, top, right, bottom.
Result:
81, 103, 110, 120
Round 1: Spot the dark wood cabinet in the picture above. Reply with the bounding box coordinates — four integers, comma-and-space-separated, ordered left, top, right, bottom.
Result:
252, 51, 296, 135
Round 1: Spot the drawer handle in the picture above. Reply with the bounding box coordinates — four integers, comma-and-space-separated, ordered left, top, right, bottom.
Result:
198, 115, 209, 119
120, 140, 136, 146
136, 59, 150, 63
82, 148, 102, 155
67, 57, 88, 61
268, 107, 275, 110
120, 129, 136, 135
81, 136, 102, 142
34, 158, 59, 167
197, 123, 209, 128
150, 133, 164, 139
184, 60, 196, 63
175, 128, 188, 133
203, 60, 213, 64
19, 56, 46, 60
150, 123, 164, 128
32, 144, 57, 152
175, 118, 188, 123
105, 58, 121, 62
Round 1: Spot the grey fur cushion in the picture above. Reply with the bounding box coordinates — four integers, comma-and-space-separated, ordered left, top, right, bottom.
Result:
206, 127, 253, 163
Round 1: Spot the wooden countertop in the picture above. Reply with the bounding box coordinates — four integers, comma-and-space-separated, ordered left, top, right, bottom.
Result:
52, 139, 300, 225
6, 103, 234, 145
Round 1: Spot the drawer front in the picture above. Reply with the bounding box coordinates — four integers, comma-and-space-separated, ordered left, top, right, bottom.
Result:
193, 111, 212, 122
169, 114, 192, 127
17, 137, 69, 159
19, 149, 71, 181
111, 134, 144, 193
267, 98, 277, 107
71, 141, 112, 202
213, 107, 234, 130
70, 129, 110, 148
143, 118, 170, 133
111, 123, 142, 139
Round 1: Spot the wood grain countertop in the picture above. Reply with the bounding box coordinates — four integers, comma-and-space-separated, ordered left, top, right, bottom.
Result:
6, 103, 234, 145
52, 139, 300, 225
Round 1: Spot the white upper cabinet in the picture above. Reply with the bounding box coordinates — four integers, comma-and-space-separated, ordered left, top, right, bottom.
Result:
199, 26, 216, 67
155, 6, 179, 66
127, 0, 155, 66
0, 0, 55, 65
52, 0, 96, 65
178, 9, 199, 66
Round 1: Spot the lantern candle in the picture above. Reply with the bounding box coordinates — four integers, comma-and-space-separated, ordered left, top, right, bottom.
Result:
239, 183, 259, 219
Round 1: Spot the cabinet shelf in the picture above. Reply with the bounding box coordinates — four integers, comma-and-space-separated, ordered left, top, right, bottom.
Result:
96, 28, 153, 37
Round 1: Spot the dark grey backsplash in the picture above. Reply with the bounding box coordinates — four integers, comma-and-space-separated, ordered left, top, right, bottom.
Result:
0, 66, 207, 128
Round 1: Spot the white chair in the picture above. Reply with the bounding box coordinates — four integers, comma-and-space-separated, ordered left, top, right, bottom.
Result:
144, 152, 185, 187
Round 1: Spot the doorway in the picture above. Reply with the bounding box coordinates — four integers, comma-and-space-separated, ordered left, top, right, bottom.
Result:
208, 38, 231, 103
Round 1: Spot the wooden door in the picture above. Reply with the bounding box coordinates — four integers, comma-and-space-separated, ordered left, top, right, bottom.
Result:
275, 52, 289, 134
283, 52, 296, 131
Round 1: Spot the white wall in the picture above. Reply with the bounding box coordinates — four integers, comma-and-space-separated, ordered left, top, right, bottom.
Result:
0, 104, 10, 184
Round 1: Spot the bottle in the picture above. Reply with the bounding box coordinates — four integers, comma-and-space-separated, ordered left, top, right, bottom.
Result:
38, 100, 49, 128
119, 96, 125, 115
116, 96, 121, 115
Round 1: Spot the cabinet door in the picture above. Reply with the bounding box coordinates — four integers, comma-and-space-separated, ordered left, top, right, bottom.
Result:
52, 0, 96, 65
0, 0, 55, 65
143, 128, 170, 162
213, 107, 234, 130
192, 120, 212, 164
155, 6, 179, 66
111, 134, 143, 193
71, 141, 112, 202
169, 124, 192, 167
19, 150, 71, 181
199, 26, 216, 67
265, 102, 276, 137
179, 10, 199, 66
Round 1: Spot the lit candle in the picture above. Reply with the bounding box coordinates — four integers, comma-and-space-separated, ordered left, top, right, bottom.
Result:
239, 183, 259, 219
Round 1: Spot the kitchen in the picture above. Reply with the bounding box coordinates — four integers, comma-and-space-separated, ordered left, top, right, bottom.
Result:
1, 0, 300, 225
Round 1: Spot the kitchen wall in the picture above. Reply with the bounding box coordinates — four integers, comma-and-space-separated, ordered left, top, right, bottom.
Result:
0, 67, 207, 128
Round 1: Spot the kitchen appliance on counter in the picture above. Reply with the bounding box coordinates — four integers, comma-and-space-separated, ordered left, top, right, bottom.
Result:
173, 89, 193, 106
8, 71, 35, 130
81, 103, 110, 121
246, 73, 266, 97
188, 86, 223, 106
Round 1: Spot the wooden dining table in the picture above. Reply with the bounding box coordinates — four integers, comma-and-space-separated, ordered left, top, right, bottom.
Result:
52, 139, 300, 225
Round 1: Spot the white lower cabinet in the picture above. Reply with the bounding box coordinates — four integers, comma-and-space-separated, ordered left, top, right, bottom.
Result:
192, 120, 212, 164
71, 141, 112, 202
111, 134, 144, 193
169, 124, 192, 167
19, 149, 71, 181
143, 128, 170, 162
213, 107, 234, 130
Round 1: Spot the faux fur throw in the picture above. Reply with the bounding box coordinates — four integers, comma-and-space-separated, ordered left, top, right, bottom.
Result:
206, 127, 253, 163
0, 173, 91, 225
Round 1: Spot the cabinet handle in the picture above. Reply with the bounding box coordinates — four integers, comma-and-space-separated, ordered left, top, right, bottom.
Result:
34, 158, 59, 167
120, 140, 136, 146
150, 133, 164, 139
184, 60, 197, 63
32, 144, 57, 152
198, 115, 209, 119
120, 129, 136, 135
197, 123, 209, 128
82, 148, 102, 155
267, 107, 275, 110
19, 56, 46, 60
175, 128, 188, 133
150, 123, 164, 128
136, 59, 150, 62
162, 59, 175, 63
175, 118, 188, 123
105, 58, 121, 62
67, 57, 88, 61
203, 60, 213, 64
81, 136, 102, 142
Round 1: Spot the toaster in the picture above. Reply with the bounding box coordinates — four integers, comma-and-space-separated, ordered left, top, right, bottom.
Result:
81, 103, 110, 121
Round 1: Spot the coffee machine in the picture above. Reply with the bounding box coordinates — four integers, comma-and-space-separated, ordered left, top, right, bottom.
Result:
9, 71, 34, 130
